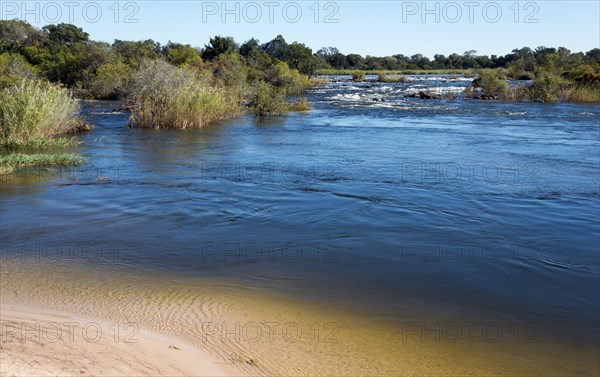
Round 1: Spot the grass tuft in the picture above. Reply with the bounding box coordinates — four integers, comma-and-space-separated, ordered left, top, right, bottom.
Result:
0, 153, 83, 177
0, 80, 83, 147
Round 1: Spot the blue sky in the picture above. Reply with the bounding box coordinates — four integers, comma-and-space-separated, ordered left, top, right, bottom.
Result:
2, 1, 599, 58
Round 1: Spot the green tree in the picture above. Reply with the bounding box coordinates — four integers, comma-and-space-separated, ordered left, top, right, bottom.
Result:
113, 39, 161, 66
346, 54, 366, 69
240, 38, 260, 58
0, 19, 44, 53
43, 23, 89, 47
286, 42, 317, 75
202, 36, 238, 61
88, 61, 130, 99
262, 35, 289, 61
167, 45, 202, 67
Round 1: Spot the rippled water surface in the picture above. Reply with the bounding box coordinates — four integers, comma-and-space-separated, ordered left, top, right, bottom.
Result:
2, 76, 599, 368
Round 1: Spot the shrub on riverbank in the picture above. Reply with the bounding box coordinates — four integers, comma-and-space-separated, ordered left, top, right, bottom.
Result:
0, 53, 39, 88
88, 61, 131, 100
249, 80, 289, 116
288, 98, 311, 112
264, 62, 314, 95
465, 70, 509, 99
512, 73, 564, 102
127, 60, 243, 129
249, 81, 312, 116
0, 80, 82, 146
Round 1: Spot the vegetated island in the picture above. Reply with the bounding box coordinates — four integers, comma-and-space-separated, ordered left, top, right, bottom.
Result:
1, 20, 599, 177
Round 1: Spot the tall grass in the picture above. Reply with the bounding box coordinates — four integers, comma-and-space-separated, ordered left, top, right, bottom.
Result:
128, 59, 243, 129
0, 80, 81, 146
564, 85, 600, 103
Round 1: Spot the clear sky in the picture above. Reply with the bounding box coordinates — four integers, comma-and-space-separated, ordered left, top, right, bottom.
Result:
2, 1, 599, 58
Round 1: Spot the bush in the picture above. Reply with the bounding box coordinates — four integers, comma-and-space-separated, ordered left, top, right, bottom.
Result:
264, 61, 313, 95
88, 61, 131, 100
127, 59, 242, 129
0, 80, 81, 146
288, 98, 311, 112
466, 70, 509, 98
211, 52, 248, 91
249, 81, 289, 116
573, 71, 600, 87
512, 73, 564, 102
351, 72, 365, 81
0, 53, 39, 88
528, 74, 563, 102
166, 45, 202, 67
377, 74, 406, 83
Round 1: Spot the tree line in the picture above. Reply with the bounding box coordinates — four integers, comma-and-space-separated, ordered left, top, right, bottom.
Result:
2, 20, 599, 88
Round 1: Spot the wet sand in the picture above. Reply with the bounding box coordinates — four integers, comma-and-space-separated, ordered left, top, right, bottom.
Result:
1, 259, 598, 376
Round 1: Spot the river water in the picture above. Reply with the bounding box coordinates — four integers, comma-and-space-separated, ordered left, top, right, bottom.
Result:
1, 75, 599, 375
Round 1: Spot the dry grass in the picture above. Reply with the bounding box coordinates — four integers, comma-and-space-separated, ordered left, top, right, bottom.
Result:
564, 85, 600, 103
128, 60, 243, 129
0, 80, 82, 146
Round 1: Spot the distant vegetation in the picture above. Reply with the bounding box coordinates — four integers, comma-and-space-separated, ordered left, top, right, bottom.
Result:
0, 20, 316, 124
0, 19, 599, 176
466, 68, 600, 103
1, 19, 598, 107
0, 20, 321, 175
317, 69, 472, 76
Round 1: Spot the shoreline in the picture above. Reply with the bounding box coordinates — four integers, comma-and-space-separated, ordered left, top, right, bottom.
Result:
1, 259, 599, 376
0, 305, 235, 377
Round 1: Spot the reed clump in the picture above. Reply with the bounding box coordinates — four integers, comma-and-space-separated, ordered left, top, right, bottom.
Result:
127, 59, 243, 129
0, 80, 82, 147
563, 85, 600, 103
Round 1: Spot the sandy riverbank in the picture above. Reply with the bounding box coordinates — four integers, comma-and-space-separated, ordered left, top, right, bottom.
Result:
0, 305, 233, 377
1, 259, 598, 376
